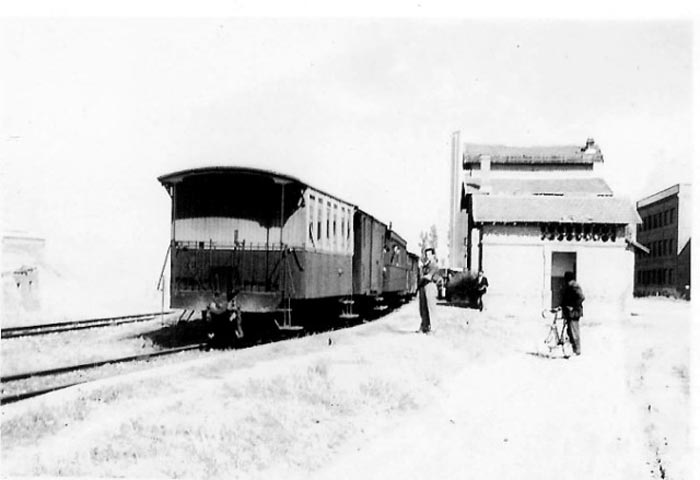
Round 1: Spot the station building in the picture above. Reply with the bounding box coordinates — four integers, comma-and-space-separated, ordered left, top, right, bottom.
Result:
634, 183, 692, 298
448, 132, 643, 317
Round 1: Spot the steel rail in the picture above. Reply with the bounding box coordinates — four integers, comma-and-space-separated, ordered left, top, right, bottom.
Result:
1, 311, 174, 339
1, 343, 205, 405
1, 344, 204, 383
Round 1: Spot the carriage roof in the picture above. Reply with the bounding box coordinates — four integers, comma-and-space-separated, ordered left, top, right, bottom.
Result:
158, 166, 357, 208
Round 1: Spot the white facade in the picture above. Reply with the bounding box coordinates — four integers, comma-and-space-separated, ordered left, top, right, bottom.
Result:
481, 225, 634, 317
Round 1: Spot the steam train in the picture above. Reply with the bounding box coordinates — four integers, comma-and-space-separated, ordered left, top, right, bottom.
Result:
158, 167, 419, 338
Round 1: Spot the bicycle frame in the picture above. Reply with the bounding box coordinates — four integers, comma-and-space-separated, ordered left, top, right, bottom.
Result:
543, 307, 570, 356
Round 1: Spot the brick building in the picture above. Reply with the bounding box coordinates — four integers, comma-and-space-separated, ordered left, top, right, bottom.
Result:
634, 183, 692, 298
448, 133, 643, 316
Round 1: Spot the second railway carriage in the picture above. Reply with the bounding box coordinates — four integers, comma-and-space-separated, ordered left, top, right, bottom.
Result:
158, 166, 416, 336
381, 229, 416, 304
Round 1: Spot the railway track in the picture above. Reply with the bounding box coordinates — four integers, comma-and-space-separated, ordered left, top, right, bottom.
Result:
1, 343, 204, 405
1, 311, 174, 339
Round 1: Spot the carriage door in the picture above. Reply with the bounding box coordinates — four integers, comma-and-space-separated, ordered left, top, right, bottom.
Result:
551, 252, 576, 308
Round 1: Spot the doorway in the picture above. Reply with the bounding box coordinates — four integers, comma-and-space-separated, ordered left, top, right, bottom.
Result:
551, 252, 576, 308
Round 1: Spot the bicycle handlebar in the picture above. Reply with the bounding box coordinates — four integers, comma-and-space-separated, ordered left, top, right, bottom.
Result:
541, 306, 562, 318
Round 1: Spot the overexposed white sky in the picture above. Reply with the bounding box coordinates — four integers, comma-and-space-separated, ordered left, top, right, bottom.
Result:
0, 17, 693, 307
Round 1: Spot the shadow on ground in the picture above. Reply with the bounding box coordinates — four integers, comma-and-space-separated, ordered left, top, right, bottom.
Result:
524, 351, 570, 360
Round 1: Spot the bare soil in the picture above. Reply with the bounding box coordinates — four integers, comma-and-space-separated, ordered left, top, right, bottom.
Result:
0, 297, 693, 479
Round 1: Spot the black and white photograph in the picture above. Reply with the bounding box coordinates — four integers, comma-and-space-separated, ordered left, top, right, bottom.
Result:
1, 4, 696, 479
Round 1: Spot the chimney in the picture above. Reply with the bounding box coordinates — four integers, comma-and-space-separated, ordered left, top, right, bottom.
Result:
480, 155, 491, 193
449, 131, 463, 270
582, 137, 597, 154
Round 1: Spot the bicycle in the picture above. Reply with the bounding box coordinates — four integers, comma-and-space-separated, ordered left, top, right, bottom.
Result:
542, 307, 572, 358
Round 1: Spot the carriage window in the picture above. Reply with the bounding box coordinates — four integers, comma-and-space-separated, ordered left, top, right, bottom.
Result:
308, 202, 315, 242
317, 198, 323, 241
333, 204, 338, 244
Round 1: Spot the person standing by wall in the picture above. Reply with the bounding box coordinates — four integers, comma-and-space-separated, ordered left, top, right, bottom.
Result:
418, 248, 440, 333
475, 269, 489, 311
560, 271, 585, 356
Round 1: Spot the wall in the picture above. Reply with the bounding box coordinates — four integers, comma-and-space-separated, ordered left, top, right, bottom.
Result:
465, 163, 595, 179
677, 185, 692, 293
480, 224, 634, 318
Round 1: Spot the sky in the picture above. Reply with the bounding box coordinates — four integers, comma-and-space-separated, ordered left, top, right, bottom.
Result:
0, 17, 694, 312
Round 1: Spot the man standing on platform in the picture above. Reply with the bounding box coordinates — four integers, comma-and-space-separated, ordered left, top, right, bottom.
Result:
418, 248, 440, 333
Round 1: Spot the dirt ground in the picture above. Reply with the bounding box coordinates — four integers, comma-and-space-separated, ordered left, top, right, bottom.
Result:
0, 297, 694, 479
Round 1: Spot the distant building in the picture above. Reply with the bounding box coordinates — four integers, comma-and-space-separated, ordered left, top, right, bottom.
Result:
448, 134, 643, 316
634, 184, 692, 298
1, 232, 45, 319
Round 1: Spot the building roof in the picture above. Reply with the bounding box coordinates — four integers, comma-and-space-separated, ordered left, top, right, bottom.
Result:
471, 195, 641, 224
464, 177, 613, 196
463, 141, 603, 165
636, 183, 692, 209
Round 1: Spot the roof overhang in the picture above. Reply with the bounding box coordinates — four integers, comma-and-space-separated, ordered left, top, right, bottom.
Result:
470, 195, 642, 224
625, 238, 650, 254
157, 166, 357, 209
158, 166, 304, 188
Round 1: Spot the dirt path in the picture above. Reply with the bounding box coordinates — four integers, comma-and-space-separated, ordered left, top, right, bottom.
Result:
313, 311, 652, 479
1, 298, 691, 479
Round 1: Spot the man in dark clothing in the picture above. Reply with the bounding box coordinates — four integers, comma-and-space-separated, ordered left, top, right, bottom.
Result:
560, 271, 585, 356
207, 291, 241, 348
206, 291, 228, 348
475, 270, 489, 312
418, 248, 440, 333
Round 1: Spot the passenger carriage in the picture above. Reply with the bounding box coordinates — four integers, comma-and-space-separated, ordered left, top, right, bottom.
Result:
158, 166, 415, 337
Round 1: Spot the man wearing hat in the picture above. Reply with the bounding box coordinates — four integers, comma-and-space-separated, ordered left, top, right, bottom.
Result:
418, 248, 440, 333
560, 271, 585, 356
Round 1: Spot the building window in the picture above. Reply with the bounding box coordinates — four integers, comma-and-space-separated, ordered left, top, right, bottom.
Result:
670, 208, 675, 224
669, 269, 674, 284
